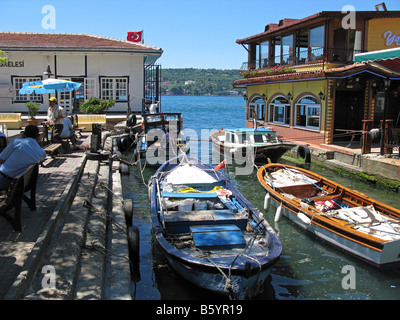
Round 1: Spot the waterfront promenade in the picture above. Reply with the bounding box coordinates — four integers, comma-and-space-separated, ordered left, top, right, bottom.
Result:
0, 128, 132, 300
0, 132, 90, 299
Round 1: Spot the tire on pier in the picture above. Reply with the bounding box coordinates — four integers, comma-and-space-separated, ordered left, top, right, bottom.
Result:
296, 145, 311, 163
127, 225, 140, 263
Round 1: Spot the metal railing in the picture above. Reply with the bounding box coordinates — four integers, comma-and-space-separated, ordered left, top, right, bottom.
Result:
240, 47, 363, 71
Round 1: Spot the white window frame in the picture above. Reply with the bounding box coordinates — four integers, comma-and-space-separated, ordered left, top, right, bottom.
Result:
268, 96, 290, 126
84, 78, 96, 100
248, 97, 265, 121
100, 77, 128, 101
295, 96, 321, 131
12, 77, 42, 102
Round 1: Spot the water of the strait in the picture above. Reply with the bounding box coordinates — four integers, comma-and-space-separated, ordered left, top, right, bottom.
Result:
121, 95, 400, 300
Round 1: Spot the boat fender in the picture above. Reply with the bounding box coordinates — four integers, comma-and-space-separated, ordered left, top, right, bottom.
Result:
127, 225, 140, 263
124, 199, 133, 227
274, 204, 282, 222
264, 192, 270, 211
297, 145, 311, 163
119, 162, 130, 175
127, 114, 137, 127
120, 137, 130, 152
300, 202, 309, 210
298, 212, 312, 225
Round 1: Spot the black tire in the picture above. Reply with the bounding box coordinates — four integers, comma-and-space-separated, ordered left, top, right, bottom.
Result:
120, 137, 130, 152
127, 225, 140, 263
124, 199, 133, 227
297, 145, 311, 163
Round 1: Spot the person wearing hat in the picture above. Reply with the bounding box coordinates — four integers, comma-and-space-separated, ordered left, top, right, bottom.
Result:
45, 97, 65, 126
0, 125, 46, 190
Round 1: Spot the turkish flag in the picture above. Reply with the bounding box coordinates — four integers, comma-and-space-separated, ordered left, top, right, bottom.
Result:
127, 31, 143, 43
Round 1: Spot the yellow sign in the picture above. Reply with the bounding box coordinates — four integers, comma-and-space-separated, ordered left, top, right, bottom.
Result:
367, 18, 400, 51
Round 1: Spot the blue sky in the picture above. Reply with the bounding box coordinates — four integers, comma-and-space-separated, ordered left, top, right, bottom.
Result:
1, 0, 399, 69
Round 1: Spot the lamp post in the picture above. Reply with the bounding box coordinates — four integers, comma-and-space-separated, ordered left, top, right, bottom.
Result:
43, 65, 53, 78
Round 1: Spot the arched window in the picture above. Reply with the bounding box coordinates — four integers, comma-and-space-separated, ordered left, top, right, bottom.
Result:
268, 96, 290, 125
248, 96, 265, 121
295, 95, 320, 130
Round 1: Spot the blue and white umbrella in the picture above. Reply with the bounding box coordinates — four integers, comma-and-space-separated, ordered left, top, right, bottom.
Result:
19, 78, 82, 94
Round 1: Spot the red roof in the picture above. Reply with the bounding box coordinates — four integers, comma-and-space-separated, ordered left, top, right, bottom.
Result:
0, 32, 162, 53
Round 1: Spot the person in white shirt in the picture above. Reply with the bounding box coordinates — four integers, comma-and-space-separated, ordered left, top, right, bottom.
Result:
45, 97, 65, 126
56, 116, 78, 149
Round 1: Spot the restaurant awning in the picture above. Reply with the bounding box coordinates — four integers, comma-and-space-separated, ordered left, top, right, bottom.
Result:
354, 48, 400, 63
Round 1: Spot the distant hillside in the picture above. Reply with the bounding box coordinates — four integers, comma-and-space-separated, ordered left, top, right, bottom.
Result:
161, 68, 244, 96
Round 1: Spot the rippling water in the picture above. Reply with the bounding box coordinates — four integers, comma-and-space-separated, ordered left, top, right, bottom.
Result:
121, 95, 400, 300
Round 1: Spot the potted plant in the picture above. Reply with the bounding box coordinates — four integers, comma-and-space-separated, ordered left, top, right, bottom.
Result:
25, 101, 40, 125
80, 97, 115, 114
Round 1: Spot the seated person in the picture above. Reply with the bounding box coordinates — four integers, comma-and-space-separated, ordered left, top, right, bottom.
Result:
53, 116, 79, 149
0, 125, 46, 190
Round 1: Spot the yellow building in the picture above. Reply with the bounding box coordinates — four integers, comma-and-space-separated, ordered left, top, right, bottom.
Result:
233, 11, 400, 147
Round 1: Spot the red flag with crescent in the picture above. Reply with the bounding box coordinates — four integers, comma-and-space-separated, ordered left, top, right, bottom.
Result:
127, 31, 143, 43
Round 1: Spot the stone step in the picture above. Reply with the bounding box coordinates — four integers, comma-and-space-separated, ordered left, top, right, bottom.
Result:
23, 160, 102, 299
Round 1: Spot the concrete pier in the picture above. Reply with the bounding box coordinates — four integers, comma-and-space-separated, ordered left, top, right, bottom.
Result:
0, 129, 132, 300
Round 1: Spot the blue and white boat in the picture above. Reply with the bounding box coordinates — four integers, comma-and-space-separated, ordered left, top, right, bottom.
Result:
149, 156, 281, 299
210, 127, 295, 164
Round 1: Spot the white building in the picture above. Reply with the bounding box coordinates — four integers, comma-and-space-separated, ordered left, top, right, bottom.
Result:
0, 32, 163, 115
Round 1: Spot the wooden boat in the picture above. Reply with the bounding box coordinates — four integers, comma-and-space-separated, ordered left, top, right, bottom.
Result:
257, 163, 400, 268
210, 127, 295, 164
149, 156, 282, 299
134, 113, 188, 167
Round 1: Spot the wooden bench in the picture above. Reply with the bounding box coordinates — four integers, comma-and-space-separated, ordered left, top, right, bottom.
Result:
44, 143, 63, 158
0, 163, 39, 231
76, 114, 106, 132
0, 113, 22, 129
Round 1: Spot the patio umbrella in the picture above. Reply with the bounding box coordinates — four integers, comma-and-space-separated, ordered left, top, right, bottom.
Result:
19, 78, 82, 94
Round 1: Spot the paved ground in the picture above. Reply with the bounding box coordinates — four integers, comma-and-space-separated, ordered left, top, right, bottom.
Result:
0, 133, 90, 299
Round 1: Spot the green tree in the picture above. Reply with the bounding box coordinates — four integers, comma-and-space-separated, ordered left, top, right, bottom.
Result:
0, 50, 8, 65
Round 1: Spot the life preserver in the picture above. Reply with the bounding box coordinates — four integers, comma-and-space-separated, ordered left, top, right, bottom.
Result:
296, 145, 311, 163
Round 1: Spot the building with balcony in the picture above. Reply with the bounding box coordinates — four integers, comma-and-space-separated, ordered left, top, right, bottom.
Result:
0, 32, 163, 116
233, 11, 400, 147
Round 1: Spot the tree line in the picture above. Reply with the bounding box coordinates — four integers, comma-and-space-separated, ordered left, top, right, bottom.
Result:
161, 68, 244, 96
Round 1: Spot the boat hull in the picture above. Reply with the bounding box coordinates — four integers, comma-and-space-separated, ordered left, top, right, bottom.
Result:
151, 157, 282, 299
270, 199, 400, 268
162, 246, 271, 300
210, 129, 294, 164
257, 163, 400, 268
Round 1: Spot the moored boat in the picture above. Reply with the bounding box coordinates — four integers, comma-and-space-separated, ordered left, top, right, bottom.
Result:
210, 127, 295, 164
149, 156, 282, 299
257, 163, 400, 268
134, 113, 188, 167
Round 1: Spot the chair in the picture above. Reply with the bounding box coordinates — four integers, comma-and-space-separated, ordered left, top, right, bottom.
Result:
0, 163, 39, 231
0, 136, 7, 153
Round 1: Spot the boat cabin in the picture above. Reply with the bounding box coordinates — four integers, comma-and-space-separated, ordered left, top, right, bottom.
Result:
224, 128, 278, 145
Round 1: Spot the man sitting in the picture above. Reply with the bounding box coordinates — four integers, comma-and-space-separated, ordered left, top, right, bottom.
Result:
0, 125, 46, 190
53, 116, 79, 150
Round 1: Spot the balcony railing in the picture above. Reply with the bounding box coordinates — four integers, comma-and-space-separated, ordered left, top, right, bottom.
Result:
240, 47, 363, 71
